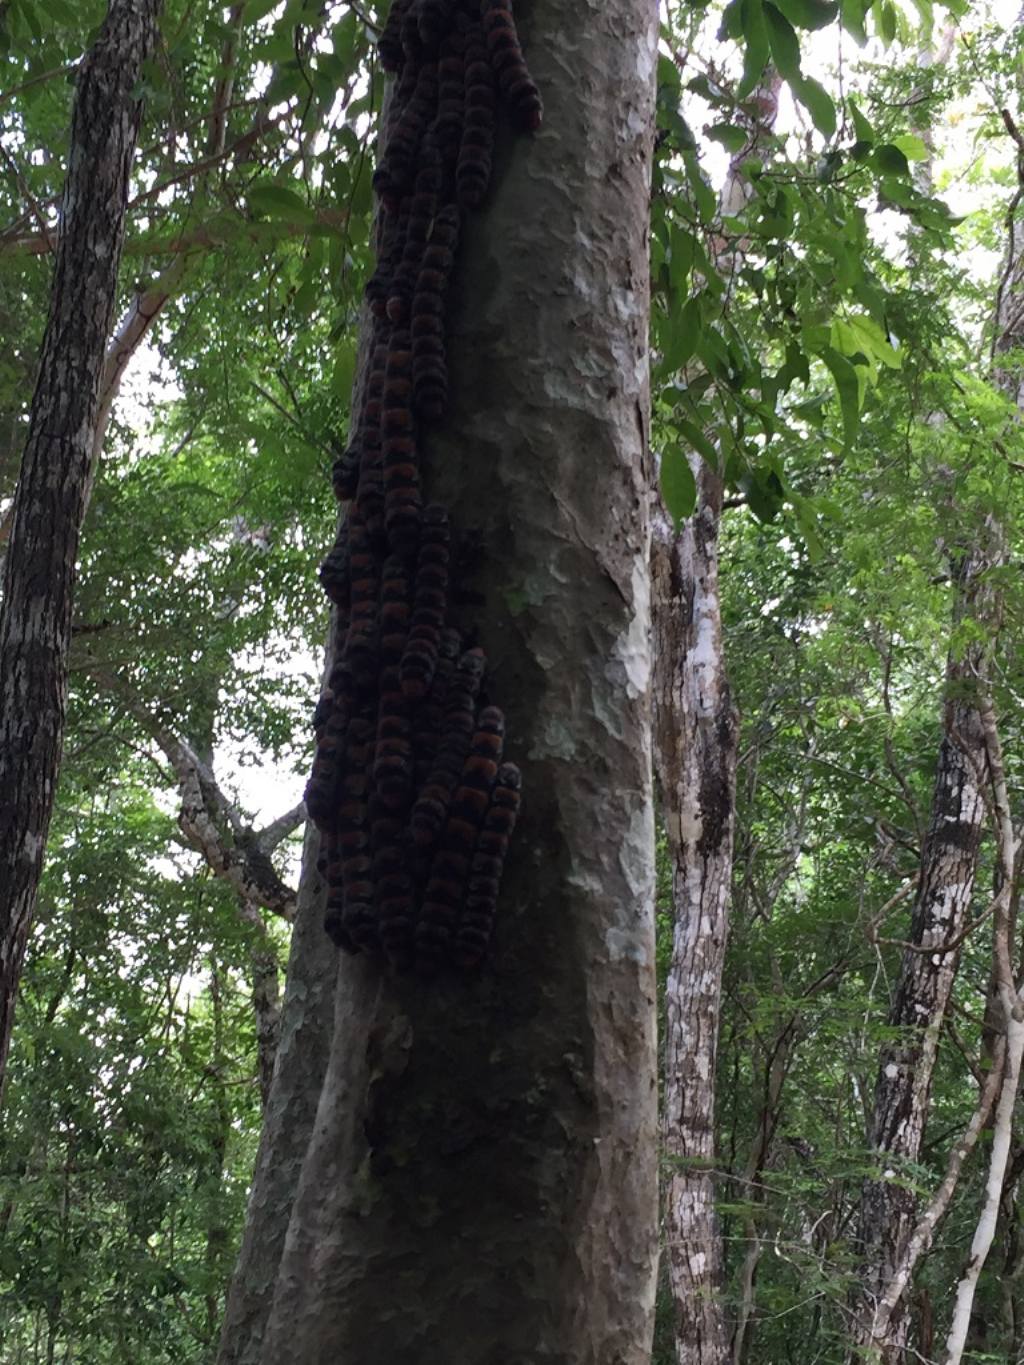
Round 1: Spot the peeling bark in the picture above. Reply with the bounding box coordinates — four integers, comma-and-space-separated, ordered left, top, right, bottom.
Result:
246, 2, 660, 1360
854, 541, 1000, 1361
0, 0, 161, 1098
652, 458, 737, 1365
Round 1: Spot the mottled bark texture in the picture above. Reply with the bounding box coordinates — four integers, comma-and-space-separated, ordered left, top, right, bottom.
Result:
855, 543, 998, 1362
0, 0, 161, 1096
652, 458, 737, 1365
216, 826, 336, 1365
252, 2, 660, 1361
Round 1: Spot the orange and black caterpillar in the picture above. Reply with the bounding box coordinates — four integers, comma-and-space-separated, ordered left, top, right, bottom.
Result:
410, 645, 485, 849
457, 18, 495, 208
412, 205, 460, 420
453, 759, 521, 968
480, 0, 542, 132
401, 503, 450, 698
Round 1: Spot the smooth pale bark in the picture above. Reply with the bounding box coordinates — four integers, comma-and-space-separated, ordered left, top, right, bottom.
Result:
253, 2, 659, 1361
0, 0, 160, 1097
652, 457, 737, 1365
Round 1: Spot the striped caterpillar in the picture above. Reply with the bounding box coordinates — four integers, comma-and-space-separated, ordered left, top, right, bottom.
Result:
412, 205, 460, 420
457, 19, 495, 208
480, 0, 542, 132
453, 760, 520, 969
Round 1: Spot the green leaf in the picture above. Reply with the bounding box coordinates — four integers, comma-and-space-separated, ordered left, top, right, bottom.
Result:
795, 74, 836, 136
764, 2, 802, 83
662, 296, 702, 372
737, 0, 771, 98
660, 445, 698, 527
244, 0, 282, 22
848, 97, 875, 144
772, 0, 839, 27
669, 226, 695, 291
891, 133, 929, 161
247, 183, 315, 224
875, 0, 897, 42
873, 143, 911, 177
676, 416, 721, 469
792, 494, 826, 562
840, 0, 871, 42
818, 345, 860, 447
709, 122, 749, 153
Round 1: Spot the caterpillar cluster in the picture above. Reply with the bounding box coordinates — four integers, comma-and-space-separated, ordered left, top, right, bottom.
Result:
305, 0, 538, 973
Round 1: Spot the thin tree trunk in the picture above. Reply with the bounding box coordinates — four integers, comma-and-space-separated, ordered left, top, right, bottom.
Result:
249, 936, 281, 1112
653, 457, 737, 1365
0, 0, 161, 1096
854, 611, 991, 1360
652, 75, 778, 1365
250, 1, 660, 1359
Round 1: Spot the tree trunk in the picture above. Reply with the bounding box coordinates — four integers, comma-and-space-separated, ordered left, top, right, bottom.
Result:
216, 827, 337, 1365
248, 2, 660, 1360
854, 547, 996, 1361
652, 457, 737, 1365
0, 0, 161, 1095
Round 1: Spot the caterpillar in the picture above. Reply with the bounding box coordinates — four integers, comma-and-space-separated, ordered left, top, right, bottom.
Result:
340, 512, 381, 694
412, 624, 461, 789
312, 0, 534, 973
433, 24, 467, 163
365, 200, 409, 317
377, 0, 410, 71
382, 329, 423, 556
323, 838, 356, 951
387, 140, 442, 323
410, 645, 485, 849
304, 701, 348, 833
480, 0, 542, 132
457, 19, 495, 208
416, 705, 506, 966
375, 60, 439, 204
412, 205, 460, 419
318, 521, 350, 608
417, 0, 459, 47
453, 760, 521, 968
401, 503, 450, 698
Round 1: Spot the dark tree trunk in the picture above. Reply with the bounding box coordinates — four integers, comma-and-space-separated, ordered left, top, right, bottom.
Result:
0, 0, 161, 1095
233, 1, 661, 1360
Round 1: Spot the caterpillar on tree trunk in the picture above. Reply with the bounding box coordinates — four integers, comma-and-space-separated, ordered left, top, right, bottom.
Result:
305, 0, 539, 973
